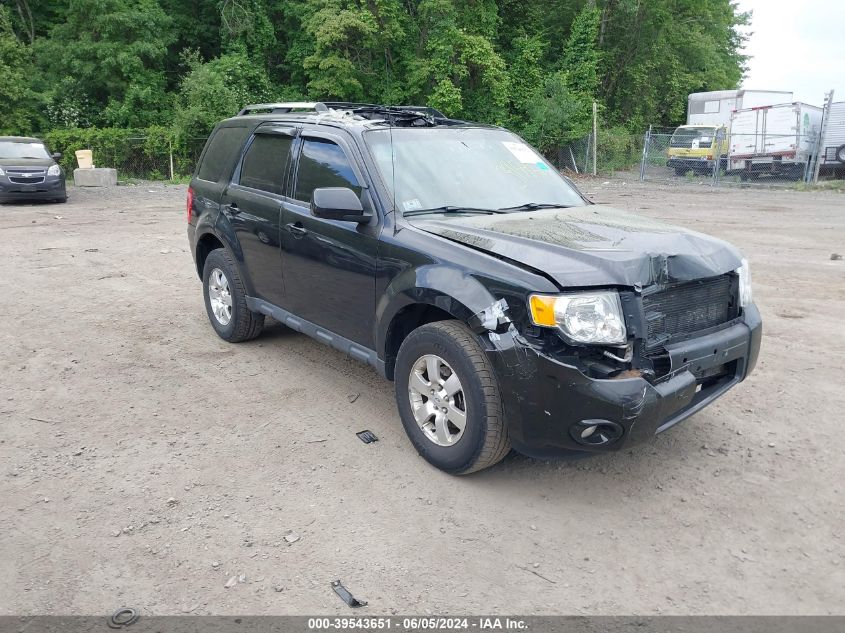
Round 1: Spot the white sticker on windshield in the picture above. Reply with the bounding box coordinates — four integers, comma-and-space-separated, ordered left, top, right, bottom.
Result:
502, 141, 539, 164
403, 198, 422, 211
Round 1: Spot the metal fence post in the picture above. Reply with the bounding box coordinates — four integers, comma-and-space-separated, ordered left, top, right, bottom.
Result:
592, 101, 598, 176
639, 125, 651, 181
711, 127, 724, 187
584, 133, 591, 174
811, 89, 835, 184
169, 139, 175, 181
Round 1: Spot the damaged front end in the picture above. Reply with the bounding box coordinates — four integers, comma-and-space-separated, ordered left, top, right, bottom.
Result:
466, 280, 762, 459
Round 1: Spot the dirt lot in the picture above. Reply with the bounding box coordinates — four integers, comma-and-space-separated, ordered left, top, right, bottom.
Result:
2, 180, 844, 616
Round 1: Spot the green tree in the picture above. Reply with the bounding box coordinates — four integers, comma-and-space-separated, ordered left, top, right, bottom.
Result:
1, 0, 751, 144
0, 5, 38, 133
35, 0, 174, 127
173, 50, 275, 139
410, 0, 509, 121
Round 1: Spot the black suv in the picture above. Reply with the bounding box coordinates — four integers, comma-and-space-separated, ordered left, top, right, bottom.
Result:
187, 102, 761, 474
0, 136, 66, 203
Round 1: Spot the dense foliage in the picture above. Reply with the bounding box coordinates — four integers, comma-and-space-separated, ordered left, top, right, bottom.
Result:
1, 0, 747, 151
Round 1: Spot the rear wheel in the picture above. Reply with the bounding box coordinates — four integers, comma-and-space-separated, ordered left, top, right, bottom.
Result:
202, 248, 264, 342
394, 320, 510, 475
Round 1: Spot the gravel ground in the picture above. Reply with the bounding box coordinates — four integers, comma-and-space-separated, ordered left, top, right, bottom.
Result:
1, 180, 843, 616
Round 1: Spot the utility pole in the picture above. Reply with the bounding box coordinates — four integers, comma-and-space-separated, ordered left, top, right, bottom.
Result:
592, 100, 598, 176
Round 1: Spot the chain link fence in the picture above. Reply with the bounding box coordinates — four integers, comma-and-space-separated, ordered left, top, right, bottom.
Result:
638, 128, 840, 188
63, 137, 207, 182
551, 132, 644, 178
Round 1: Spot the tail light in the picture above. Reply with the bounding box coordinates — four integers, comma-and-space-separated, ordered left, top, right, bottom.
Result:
186, 186, 194, 223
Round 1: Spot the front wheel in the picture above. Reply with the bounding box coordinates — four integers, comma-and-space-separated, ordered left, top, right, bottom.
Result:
394, 320, 510, 475
202, 248, 264, 342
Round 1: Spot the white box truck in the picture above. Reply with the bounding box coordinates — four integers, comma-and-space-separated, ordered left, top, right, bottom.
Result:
687, 89, 793, 126
819, 101, 845, 176
727, 102, 823, 179
666, 90, 794, 176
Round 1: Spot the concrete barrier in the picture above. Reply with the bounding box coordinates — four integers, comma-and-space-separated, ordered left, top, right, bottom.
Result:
73, 168, 118, 187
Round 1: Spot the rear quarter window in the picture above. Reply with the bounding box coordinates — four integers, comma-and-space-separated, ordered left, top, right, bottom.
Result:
197, 126, 251, 182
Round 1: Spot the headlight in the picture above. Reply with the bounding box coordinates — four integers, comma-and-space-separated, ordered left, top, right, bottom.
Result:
737, 258, 752, 307
529, 290, 627, 345
47, 164, 61, 176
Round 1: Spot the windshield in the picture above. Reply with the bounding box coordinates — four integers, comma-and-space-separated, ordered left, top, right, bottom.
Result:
364, 127, 585, 214
669, 127, 717, 149
0, 141, 51, 160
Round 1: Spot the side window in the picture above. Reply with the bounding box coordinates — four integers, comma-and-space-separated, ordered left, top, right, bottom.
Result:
294, 138, 361, 203
197, 126, 250, 182
239, 134, 292, 195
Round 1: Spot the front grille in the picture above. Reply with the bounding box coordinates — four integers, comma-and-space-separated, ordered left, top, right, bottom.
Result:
10, 176, 45, 184
643, 274, 737, 349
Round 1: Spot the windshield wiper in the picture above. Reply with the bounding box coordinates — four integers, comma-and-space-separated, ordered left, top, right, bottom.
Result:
403, 206, 508, 217
497, 202, 572, 212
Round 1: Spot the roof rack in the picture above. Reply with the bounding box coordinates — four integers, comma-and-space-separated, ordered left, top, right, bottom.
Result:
237, 102, 326, 116
236, 101, 463, 126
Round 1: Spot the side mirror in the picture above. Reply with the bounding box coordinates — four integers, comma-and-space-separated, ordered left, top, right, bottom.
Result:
52, 152, 62, 160
310, 187, 369, 223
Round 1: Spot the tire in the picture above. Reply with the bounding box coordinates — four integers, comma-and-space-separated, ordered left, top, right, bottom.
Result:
394, 320, 510, 475
55, 197, 67, 203
202, 248, 264, 342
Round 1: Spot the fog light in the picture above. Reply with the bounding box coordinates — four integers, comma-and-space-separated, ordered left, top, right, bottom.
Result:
571, 419, 623, 447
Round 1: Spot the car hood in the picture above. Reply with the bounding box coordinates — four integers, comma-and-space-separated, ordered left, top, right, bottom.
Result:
408, 205, 742, 288
0, 157, 55, 168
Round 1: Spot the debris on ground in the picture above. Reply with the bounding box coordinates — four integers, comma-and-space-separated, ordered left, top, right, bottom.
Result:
356, 430, 378, 444
107, 608, 139, 629
831, 253, 843, 261
348, 393, 360, 403
331, 580, 368, 608
284, 533, 300, 544
224, 576, 238, 589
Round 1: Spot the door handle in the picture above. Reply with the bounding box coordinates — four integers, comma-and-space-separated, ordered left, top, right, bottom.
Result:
286, 222, 308, 237
224, 202, 241, 215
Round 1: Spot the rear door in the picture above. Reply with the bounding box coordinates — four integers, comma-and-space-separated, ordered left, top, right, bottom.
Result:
221, 126, 296, 306
279, 130, 379, 347
729, 109, 761, 160
762, 105, 798, 157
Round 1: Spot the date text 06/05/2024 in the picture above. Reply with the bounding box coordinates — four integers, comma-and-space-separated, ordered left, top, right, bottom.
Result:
307, 617, 528, 630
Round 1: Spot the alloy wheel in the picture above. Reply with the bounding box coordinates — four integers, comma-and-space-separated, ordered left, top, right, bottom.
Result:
208, 267, 233, 326
407, 354, 467, 446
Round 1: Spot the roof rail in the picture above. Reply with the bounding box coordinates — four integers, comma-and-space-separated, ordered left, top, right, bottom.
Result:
237, 102, 327, 116
237, 101, 449, 119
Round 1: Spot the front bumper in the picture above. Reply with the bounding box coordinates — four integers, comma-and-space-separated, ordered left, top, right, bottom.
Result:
0, 176, 66, 201
489, 304, 762, 458
667, 157, 714, 171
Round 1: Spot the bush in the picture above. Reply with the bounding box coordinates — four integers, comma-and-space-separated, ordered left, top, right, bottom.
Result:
596, 126, 643, 173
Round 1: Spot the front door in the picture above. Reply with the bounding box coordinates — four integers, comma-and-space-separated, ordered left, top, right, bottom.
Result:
279, 132, 379, 348
221, 127, 295, 306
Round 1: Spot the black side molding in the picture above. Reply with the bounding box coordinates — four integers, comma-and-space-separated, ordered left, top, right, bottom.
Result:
246, 297, 387, 377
